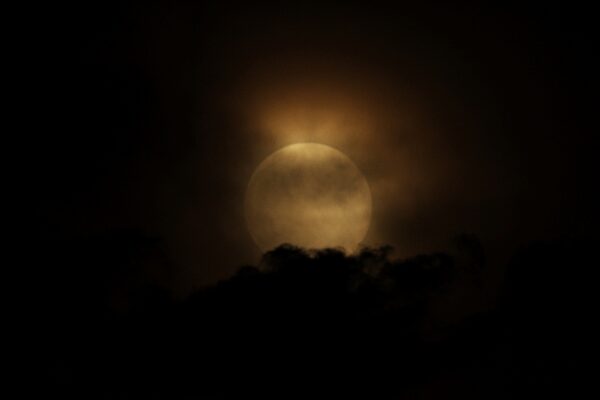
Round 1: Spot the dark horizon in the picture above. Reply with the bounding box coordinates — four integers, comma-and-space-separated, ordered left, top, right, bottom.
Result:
34, 235, 593, 398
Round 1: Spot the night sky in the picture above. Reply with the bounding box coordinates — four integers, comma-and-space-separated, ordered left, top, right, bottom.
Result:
31, 1, 596, 289
26, 1, 596, 398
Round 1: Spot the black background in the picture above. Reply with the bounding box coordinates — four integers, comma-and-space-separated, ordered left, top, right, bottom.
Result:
20, 1, 597, 398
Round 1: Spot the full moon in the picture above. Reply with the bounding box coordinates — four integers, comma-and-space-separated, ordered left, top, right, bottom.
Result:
245, 143, 372, 252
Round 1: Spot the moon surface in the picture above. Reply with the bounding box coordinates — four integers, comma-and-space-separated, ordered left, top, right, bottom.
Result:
245, 143, 372, 252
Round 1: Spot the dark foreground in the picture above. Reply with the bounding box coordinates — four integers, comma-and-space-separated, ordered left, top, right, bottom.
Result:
33, 236, 592, 399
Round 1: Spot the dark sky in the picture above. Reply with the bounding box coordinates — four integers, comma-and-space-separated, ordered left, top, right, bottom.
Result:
29, 1, 596, 292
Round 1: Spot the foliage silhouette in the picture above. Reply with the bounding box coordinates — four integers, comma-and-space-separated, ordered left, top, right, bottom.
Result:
36, 234, 592, 399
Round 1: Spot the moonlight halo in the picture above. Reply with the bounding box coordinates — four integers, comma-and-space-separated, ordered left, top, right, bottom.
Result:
245, 143, 372, 253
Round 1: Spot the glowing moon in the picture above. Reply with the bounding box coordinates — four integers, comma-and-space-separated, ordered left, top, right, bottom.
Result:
245, 143, 372, 252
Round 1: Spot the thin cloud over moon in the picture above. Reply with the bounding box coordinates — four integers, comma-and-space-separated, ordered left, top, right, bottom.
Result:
245, 143, 372, 252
